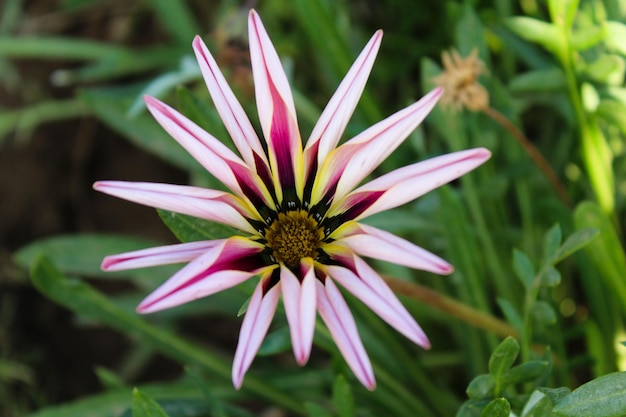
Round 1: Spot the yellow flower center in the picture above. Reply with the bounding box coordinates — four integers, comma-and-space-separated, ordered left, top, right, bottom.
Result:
265, 210, 323, 267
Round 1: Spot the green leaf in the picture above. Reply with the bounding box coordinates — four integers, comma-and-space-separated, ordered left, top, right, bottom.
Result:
79, 88, 202, 173
604, 21, 626, 56
539, 266, 561, 287
132, 388, 170, 417
548, 0, 579, 31
257, 326, 292, 356
489, 337, 520, 385
553, 227, 599, 264
542, 224, 562, 265
532, 301, 557, 325
570, 25, 605, 51
94, 367, 126, 390
553, 372, 626, 417
497, 298, 524, 332
506, 17, 561, 53
28, 256, 306, 415
582, 54, 626, 86
150, 0, 200, 45
332, 374, 354, 417
509, 68, 567, 93
501, 361, 548, 386
305, 403, 334, 417
480, 398, 510, 417
157, 209, 236, 243
14, 234, 166, 279
466, 374, 494, 400
513, 249, 535, 290
597, 99, 626, 135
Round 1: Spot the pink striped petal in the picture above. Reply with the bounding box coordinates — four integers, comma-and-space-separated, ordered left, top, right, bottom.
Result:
311, 88, 442, 205
303, 30, 383, 175
232, 273, 280, 389
248, 10, 304, 203
137, 237, 269, 314
327, 254, 430, 348
335, 222, 453, 275
144, 96, 275, 210
280, 261, 316, 366
330, 147, 491, 220
316, 278, 375, 390
192, 36, 270, 174
93, 181, 256, 233
102, 240, 219, 271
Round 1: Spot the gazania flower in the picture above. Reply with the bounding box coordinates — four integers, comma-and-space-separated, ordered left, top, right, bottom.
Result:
94, 10, 490, 390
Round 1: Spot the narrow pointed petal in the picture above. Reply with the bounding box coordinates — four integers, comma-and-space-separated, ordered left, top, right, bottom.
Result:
144, 96, 275, 210
330, 148, 491, 221
316, 278, 375, 390
102, 240, 218, 271
280, 261, 316, 366
137, 237, 269, 314
311, 88, 442, 205
248, 10, 304, 203
327, 254, 430, 348
334, 223, 453, 275
232, 274, 280, 389
303, 31, 383, 172
93, 181, 256, 233
192, 36, 270, 173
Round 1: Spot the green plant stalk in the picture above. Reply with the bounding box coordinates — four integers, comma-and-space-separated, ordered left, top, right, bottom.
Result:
554, 22, 614, 214
30, 256, 307, 416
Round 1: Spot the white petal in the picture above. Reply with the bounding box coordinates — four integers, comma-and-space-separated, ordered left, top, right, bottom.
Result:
93, 181, 256, 233
316, 278, 375, 389
327, 254, 430, 348
303, 30, 383, 171
192, 36, 270, 172
232, 275, 280, 389
336, 223, 453, 274
280, 261, 317, 365
331, 148, 492, 220
137, 237, 268, 313
102, 240, 218, 271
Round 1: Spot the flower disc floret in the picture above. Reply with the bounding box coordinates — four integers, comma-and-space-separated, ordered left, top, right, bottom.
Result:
264, 210, 324, 267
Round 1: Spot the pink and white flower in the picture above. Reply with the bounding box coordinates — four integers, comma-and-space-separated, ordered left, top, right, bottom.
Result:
94, 10, 490, 390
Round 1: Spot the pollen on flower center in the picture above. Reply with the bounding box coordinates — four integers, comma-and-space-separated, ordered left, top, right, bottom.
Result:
265, 210, 323, 267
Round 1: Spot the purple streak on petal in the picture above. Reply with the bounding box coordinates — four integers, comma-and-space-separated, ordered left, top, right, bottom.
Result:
93, 180, 256, 233
327, 190, 384, 225
144, 96, 274, 211
102, 240, 219, 271
328, 254, 430, 348
316, 278, 375, 390
331, 148, 492, 220
337, 223, 453, 275
248, 10, 303, 201
232, 274, 280, 389
192, 35, 269, 172
137, 238, 268, 313
312, 88, 442, 205
304, 30, 383, 179
280, 262, 316, 366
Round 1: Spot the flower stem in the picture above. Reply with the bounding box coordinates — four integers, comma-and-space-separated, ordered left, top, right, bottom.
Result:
384, 276, 517, 338
482, 106, 570, 206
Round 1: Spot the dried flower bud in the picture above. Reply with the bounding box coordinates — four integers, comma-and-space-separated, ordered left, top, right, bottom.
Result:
432, 49, 489, 112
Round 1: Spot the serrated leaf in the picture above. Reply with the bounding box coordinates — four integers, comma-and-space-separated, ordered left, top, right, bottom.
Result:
553, 227, 599, 263
480, 398, 510, 417
489, 337, 520, 384
157, 209, 235, 243
332, 374, 354, 417
532, 301, 557, 325
513, 249, 536, 290
506, 17, 561, 53
466, 374, 495, 400
553, 372, 626, 417
542, 224, 562, 265
132, 388, 170, 417
539, 266, 561, 287
501, 361, 548, 386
